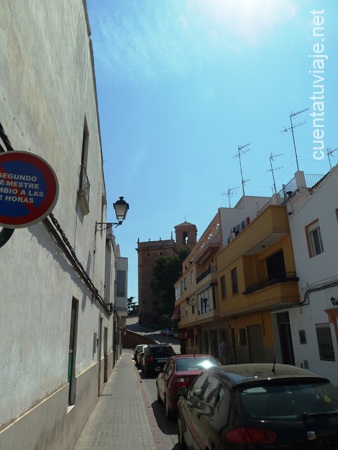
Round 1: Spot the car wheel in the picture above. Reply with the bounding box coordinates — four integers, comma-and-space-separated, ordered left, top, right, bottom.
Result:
177, 413, 187, 450
165, 395, 175, 421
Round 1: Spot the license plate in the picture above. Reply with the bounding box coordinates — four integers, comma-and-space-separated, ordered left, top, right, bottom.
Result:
157, 358, 167, 363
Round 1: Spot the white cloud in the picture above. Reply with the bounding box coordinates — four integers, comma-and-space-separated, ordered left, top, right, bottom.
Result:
189, 0, 297, 45
88, 0, 297, 84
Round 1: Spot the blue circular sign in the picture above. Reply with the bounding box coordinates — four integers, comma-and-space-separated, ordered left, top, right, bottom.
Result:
0, 151, 59, 228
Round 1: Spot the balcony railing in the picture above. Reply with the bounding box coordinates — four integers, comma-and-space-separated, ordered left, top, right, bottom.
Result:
78, 165, 90, 214
243, 272, 299, 295
196, 266, 217, 284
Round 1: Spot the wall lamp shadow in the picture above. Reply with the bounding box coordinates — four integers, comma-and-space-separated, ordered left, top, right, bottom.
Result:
330, 297, 338, 306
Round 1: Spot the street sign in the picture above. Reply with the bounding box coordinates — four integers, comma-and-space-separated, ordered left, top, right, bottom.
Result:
0, 151, 59, 228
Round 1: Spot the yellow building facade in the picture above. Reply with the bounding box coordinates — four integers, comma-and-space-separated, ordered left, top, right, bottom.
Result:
174, 197, 301, 365
217, 204, 300, 364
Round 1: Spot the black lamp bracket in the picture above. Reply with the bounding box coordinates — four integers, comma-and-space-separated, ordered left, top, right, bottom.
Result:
95, 221, 122, 232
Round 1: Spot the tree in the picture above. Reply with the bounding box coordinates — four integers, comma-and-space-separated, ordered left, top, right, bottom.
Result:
127, 296, 138, 316
150, 247, 191, 318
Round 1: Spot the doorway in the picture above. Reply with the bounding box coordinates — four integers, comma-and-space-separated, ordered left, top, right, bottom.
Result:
68, 298, 79, 405
277, 312, 295, 365
248, 325, 265, 362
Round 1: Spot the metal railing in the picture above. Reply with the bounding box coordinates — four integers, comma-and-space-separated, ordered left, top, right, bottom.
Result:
196, 266, 217, 284
79, 164, 90, 203
243, 272, 299, 295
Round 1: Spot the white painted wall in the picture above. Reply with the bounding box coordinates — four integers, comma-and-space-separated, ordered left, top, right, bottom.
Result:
0, 1, 123, 448
288, 165, 338, 385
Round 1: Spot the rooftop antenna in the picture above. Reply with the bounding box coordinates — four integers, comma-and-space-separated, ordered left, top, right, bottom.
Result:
268, 153, 283, 194
281, 108, 309, 171
234, 143, 251, 196
327, 147, 338, 169
221, 187, 239, 207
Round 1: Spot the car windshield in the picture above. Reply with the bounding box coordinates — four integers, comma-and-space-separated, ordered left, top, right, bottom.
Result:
176, 357, 219, 371
238, 381, 338, 421
152, 347, 174, 356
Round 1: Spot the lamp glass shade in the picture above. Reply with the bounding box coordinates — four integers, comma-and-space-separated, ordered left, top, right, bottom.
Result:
113, 196, 129, 222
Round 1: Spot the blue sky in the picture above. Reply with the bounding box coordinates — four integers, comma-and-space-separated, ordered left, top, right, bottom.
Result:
86, 0, 338, 302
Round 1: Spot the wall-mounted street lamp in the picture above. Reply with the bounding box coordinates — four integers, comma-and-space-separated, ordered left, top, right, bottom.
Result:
330, 297, 338, 306
95, 196, 129, 232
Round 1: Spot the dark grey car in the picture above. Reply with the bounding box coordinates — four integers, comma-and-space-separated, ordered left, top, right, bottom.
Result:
141, 344, 175, 376
177, 363, 338, 449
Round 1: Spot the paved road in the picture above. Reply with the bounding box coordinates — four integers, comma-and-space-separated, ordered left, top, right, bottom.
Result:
133, 358, 180, 450
126, 317, 181, 450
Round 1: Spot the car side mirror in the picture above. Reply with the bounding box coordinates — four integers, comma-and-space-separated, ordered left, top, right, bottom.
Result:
177, 386, 188, 398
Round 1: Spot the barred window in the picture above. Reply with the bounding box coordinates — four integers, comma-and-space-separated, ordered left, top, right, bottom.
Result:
316, 323, 335, 361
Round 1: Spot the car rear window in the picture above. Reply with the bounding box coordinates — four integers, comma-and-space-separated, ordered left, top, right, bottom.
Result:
151, 347, 174, 356
238, 381, 338, 421
176, 357, 219, 371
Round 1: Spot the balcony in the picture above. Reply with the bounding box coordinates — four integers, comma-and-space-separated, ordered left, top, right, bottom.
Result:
77, 165, 90, 215
218, 206, 289, 267
243, 272, 299, 295
115, 297, 128, 316
196, 266, 217, 284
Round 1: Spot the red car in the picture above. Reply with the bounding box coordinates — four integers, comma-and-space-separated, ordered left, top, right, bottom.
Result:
156, 354, 220, 420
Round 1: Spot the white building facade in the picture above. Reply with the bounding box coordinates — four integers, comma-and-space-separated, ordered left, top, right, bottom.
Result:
0, 2, 127, 449
287, 166, 338, 386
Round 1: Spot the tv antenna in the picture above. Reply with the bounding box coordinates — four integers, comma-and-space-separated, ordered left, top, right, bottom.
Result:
281, 108, 309, 171
221, 187, 239, 208
327, 147, 338, 169
234, 143, 251, 196
268, 153, 283, 194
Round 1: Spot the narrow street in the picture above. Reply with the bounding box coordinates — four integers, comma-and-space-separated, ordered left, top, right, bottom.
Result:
126, 316, 181, 450
134, 352, 180, 450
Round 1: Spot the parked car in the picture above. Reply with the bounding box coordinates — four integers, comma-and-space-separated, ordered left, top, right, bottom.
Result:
141, 344, 175, 377
133, 344, 148, 367
161, 328, 174, 336
136, 345, 148, 367
177, 363, 338, 450
156, 354, 221, 420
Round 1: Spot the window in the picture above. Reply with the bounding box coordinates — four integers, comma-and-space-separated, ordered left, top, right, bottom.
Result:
239, 381, 338, 420
200, 296, 209, 313
68, 298, 79, 405
221, 275, 227, 299
188, 372, 209, 400
116, 270, 126, 297
306, 220, 324, 257
202, 378, 221, 405
239, 328, 247, 346
266, 250, 286, 282
316, 323, 335, 361
78, 118, 90, 214
231, 268, 238, 294
299, 330, 307, 344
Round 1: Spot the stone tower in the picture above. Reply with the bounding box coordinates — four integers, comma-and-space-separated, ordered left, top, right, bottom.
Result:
137, 222, 197, 326
174, 221, 198, 247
